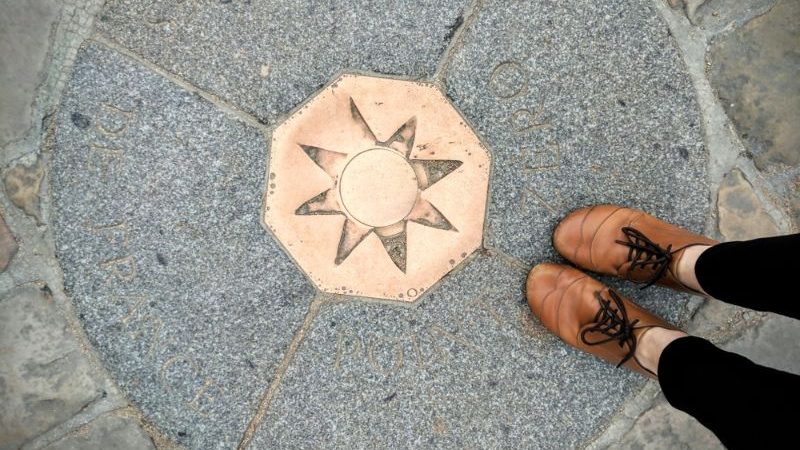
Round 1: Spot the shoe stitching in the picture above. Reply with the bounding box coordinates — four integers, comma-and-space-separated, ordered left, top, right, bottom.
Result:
588, 206, 625, 270
572, 205, 597, 263
534, 265, 568, 313
553, 274, 589, 338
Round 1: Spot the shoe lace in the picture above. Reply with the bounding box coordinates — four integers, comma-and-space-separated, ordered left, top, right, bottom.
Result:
615, 227, 676, 289
580, 289, 654, 374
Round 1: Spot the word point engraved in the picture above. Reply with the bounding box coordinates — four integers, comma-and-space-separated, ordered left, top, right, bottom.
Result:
329, 290, 511, 378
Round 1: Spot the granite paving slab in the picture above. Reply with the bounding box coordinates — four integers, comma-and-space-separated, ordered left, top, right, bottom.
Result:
50, 42, 316, 449
95, 0, 470, 125
46, 0, 712, 448
248, 255, 689, 449
444, 0, 709, 264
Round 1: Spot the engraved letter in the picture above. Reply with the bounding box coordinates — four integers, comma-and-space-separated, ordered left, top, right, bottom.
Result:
188, 378, 224, 417
96, 102, 135, 136
430, 324, 481, 354
511, 105, 551, 134
88, 143, 123, 180
411, 333, 446, 369
113, 294, 162, 358
88, 220, 130, 248
100, 255, 138, 284
367, 336, 404, 377
333, 328, 363, 371
489, 62, 528, 99
522, 141, 561, 173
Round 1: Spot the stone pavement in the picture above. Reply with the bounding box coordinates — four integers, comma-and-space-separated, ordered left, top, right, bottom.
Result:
1, 0, 798, 449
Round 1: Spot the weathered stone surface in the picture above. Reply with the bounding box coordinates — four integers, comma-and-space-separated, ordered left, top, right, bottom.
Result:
0, 0, 62, 146
3, 154, 45, 223
698, 0, 777, 32
725, 313, 800, 376
618, 396, 723, 450
687, 299, 764, 344
96, 0, 469, 124
708, 0, 799, 171
617, 313, 800, 449
43, 414, 155, 450
51, 43, 316, 449
670, 0, 777, 34
717, 169, 778, 240
444, 0, 709, 265
0, 283, 103, 450
249, 255, 692, 448
0, 213, 18, 272
666, 0, 708, 20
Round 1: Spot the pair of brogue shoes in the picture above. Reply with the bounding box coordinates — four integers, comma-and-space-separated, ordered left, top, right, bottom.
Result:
526, 205, 717, 378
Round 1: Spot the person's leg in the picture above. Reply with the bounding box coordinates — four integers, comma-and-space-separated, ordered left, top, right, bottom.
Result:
686, 234, 800, 319
658, 335, 800, 449
526, 262, 800, 449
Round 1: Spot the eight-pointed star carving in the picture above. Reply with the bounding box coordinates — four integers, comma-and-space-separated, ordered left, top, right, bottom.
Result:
295, 98, 462, 272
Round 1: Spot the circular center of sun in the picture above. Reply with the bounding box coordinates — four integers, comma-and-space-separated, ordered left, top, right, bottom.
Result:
339, 148, 419, 228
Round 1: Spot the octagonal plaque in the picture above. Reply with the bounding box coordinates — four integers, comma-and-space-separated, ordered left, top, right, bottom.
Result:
264, 74, 490, 301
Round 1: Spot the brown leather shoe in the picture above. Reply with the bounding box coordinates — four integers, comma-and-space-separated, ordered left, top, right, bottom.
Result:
552, 205, 718, 293
526, 263, 679, 378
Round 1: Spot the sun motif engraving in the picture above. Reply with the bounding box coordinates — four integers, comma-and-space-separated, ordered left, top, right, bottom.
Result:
264, 74, 489, 301
294, 98, 462, 272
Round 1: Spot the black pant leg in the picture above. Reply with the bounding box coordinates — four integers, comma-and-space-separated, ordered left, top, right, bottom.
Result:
658, 336, 800, 449
694, 234, 800, 319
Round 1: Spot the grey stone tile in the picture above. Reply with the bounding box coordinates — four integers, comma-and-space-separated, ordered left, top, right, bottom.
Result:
716, 168, 778, 240
708, 0, 799, 172
95, 0, 469, 125
0, 283, 104, 450
687, 0, 777, 35
250, 255, 687, 449
723, 313, 800, 377
0, 0, 62, 146
617, 396, 723, 450
444, 0, 709, 265
43, 413, 155, 450
0, 213, 17, 272
50, 43, 316, 449
3, 153, 45, 224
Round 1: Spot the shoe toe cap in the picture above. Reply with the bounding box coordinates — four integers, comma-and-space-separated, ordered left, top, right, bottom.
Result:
552, 206, 598, 262
553, 204, 637, 269
525, 263, 571, 319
